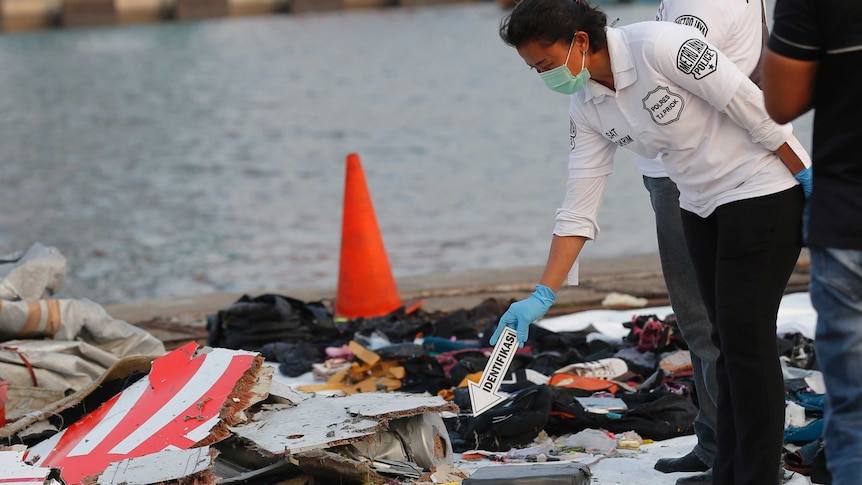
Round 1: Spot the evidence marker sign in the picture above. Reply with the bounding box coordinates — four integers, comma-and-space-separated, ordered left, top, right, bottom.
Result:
468, 325, 519, 415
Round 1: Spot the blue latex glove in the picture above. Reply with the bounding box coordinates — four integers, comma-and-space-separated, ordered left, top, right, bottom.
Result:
795, 167, 812, 199
489, 284, 556, 347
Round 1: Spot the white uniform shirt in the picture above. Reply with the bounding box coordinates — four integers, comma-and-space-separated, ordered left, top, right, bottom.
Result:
637, 0, 765, 177
554, 22, 795, 245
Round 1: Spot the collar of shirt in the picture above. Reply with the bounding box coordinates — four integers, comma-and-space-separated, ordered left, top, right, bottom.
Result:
583, 27, 637, 103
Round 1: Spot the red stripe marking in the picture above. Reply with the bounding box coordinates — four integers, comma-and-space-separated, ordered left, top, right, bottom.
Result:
38, 343, 255, 484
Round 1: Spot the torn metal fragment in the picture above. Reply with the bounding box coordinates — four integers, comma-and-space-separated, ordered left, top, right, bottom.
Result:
0, 449, 65, 485
291, 449, 399, 485
230, 390, 457, 456
88, 447, 218, 485
25, 343, 269, 484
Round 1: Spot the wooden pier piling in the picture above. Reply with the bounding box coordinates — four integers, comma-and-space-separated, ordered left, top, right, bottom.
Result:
116, 0, 166, 24
174, 0, 228, 20
62, 0, 116, 27
1, 0, 59, 32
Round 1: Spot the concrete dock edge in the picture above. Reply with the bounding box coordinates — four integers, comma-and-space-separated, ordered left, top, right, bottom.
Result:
105, 250, 811, 327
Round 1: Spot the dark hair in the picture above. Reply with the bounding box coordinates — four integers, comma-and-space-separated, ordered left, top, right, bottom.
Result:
500, 0, 608, 52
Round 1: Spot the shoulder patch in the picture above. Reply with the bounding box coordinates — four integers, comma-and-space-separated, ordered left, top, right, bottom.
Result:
674, 15, 708, 37
676, 38, 718, 79
570, 117, 577, 151
642, 86, 684, 125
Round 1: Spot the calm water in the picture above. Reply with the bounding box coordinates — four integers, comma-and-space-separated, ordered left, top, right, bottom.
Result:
0, 1, 811, 304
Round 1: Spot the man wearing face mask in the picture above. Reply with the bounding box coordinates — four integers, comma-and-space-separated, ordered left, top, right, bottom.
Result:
488, 1, 810, 484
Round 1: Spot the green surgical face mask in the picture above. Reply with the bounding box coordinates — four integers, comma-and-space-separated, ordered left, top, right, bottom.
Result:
540, 38, 591, 95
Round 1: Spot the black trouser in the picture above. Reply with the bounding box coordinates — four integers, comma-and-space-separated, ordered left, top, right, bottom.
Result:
680, 187, 804, 485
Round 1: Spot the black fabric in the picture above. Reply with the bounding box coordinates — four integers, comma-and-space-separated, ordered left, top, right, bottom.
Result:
431, 298, 507, 341
778, 332, 819, 370
811, 438, 833, 484
618, 356, 660, 382
449, 352, 490, 386
375, 343, 428, 361
258, 341, 324, 377
206, 294, 347, 352
526, 325, 590, 355
548, 388, 698, 441
499, 368, 549, 393
616, 381, 672, 407
546, 387, 606, 432
784, 437, 832, 484
353, 298, 505, 345
355, 309, 432, 343
607, 393, 697, 440
447, 384, 554, 452
452, 386, 472, 413
526, 351, 575, 377
398, 355, 452, 395
429, 309, 478, 340
581, 340, 617, 363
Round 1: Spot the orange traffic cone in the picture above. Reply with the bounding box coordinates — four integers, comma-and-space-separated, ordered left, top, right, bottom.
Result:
335, 153, 403, 319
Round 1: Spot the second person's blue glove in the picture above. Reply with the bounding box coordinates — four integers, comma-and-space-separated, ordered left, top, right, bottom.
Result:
489, 284, 556, 347
795, 167, 812, 199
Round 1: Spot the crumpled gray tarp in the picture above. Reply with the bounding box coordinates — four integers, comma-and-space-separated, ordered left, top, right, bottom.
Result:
0, 243, 65, 302
0, 243, 165, 392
